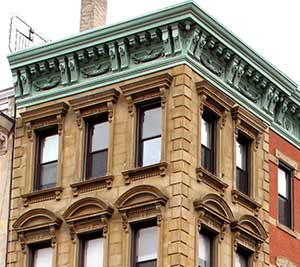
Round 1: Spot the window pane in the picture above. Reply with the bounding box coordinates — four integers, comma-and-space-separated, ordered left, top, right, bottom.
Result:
142, 137, 161, 166
39, 162, 57, 189
33, 247, 52, 267
199, 232, 211, 267
142, 106, 161, 139
91, 121, 109, 152
278, 168, 288, 198
83, 237, 104, 267
137, 261, 157, 267
41, 134, 58, 163
201, 118, 212, 149
88, 150, 108, 178
236, 140, 247, 170
136, 226, 158, 263
235, 252, 248, 267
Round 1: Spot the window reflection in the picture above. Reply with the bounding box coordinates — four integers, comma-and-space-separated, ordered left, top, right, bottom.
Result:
83, 237, 104, 267
199, 232, 212, 267
33, 246, 52, 267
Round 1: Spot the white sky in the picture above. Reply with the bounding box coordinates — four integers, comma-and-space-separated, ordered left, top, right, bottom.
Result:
0, 0, 299, 89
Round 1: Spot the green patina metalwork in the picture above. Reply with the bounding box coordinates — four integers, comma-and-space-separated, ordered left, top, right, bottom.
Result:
7, 1, 300, 146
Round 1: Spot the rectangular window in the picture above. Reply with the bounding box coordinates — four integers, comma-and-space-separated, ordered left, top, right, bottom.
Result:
133, 223, 158, 267
236, 136, 250, 195
85, 115, 109, 179
201, 111, 216, 174
278, 165, 292, 228
198, 231, 214, 267
35, 128, 58, 190
30, 244, 52, 267
235, 249, 249, 267
79, 233, 104, 267
137, 102, 162, 167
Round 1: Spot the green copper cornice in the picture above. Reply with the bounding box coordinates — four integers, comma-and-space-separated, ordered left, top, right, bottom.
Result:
7, 1, 300, 146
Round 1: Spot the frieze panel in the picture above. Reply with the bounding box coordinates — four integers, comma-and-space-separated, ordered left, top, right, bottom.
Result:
10, 8, 300, 144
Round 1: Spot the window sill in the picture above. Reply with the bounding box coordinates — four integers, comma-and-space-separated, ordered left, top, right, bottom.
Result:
231, 190, 261, 215
70, 175, 113, 197
22, 187, 63, 207
122, 162, 167, 185
276, 222, 298, 239
196, 167, 228, 196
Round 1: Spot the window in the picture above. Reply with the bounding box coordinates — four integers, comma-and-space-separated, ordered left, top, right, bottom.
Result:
29, 244, 52, 267
278, 165, 292, 228
35, 128, 58, 190
85, 115, 109, 179
235, 249, 250, 267
236, 135, 250, 195
133, 223, 158, 267
79, 233, 104, 267
198, 231, 214, 267
201, 111, 216, 173
137, 102, 162, 167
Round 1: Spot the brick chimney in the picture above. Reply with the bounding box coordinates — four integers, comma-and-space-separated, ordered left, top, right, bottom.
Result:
80, 0, 107, 32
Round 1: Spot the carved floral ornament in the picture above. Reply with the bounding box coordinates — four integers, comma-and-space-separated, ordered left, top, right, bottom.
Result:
194, 193, 234, 242
0, 111, 14, 155
13, 208, 62, 253
68, 88, 120, 128
63, 197, 113, 242
115, 185, 168, 232
120, 73, 173, 115
20, 102, 69, 141
196, 80, 234, 129
231, 214, 268, 260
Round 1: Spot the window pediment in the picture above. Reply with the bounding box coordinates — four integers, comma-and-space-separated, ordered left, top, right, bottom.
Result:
194, 193, 234, 240
69, 88, 120, 127
20, 102, 69, 140
231, 215, 267, 258
63, 197, 113, 240
115, 185, 168, 231
232, 106, 267, 147
196, 80, 234, 127
13, 208, 62, 251
120, 73, 173, 113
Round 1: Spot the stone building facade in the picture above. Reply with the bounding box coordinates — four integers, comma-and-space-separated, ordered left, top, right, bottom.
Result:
5, 1, 300, 267
0, 87, 15, 267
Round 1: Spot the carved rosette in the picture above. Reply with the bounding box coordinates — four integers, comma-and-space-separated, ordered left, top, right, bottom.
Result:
115, 185, 168, 232
63, 197, 113, 241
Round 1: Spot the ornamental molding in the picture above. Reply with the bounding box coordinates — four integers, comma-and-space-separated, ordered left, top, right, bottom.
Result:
115, 185, 168, 232
20, 102, 69, 140
63, 197, 113, 241
196, 80, 234, 129
8, 2, 300, 145
69, 88, 120, 127
0, 111, 14, 155
194, 193, 234, 242
13, 208, 62, 252
231, 214, 267, 260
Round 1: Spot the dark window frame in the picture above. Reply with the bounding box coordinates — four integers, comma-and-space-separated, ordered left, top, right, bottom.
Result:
84, 114, 109, 180
78, 231, 104, 267
34, 127, 58, 191
236, 133, 251, 196
278, 163, 293, 228
201, 109, 217, 174
235, 246, 253, 267
131, 220, 158, 267
136, 100, 162, 167
28, 241, 52, 267
198, 228, 216, 267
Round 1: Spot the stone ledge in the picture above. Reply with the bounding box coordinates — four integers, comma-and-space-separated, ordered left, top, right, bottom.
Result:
231, 189, 262, 215
196, 167, 228, 196
21, 187, 63, 207
70, 175, 113, 197
122, 162, 167, 185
